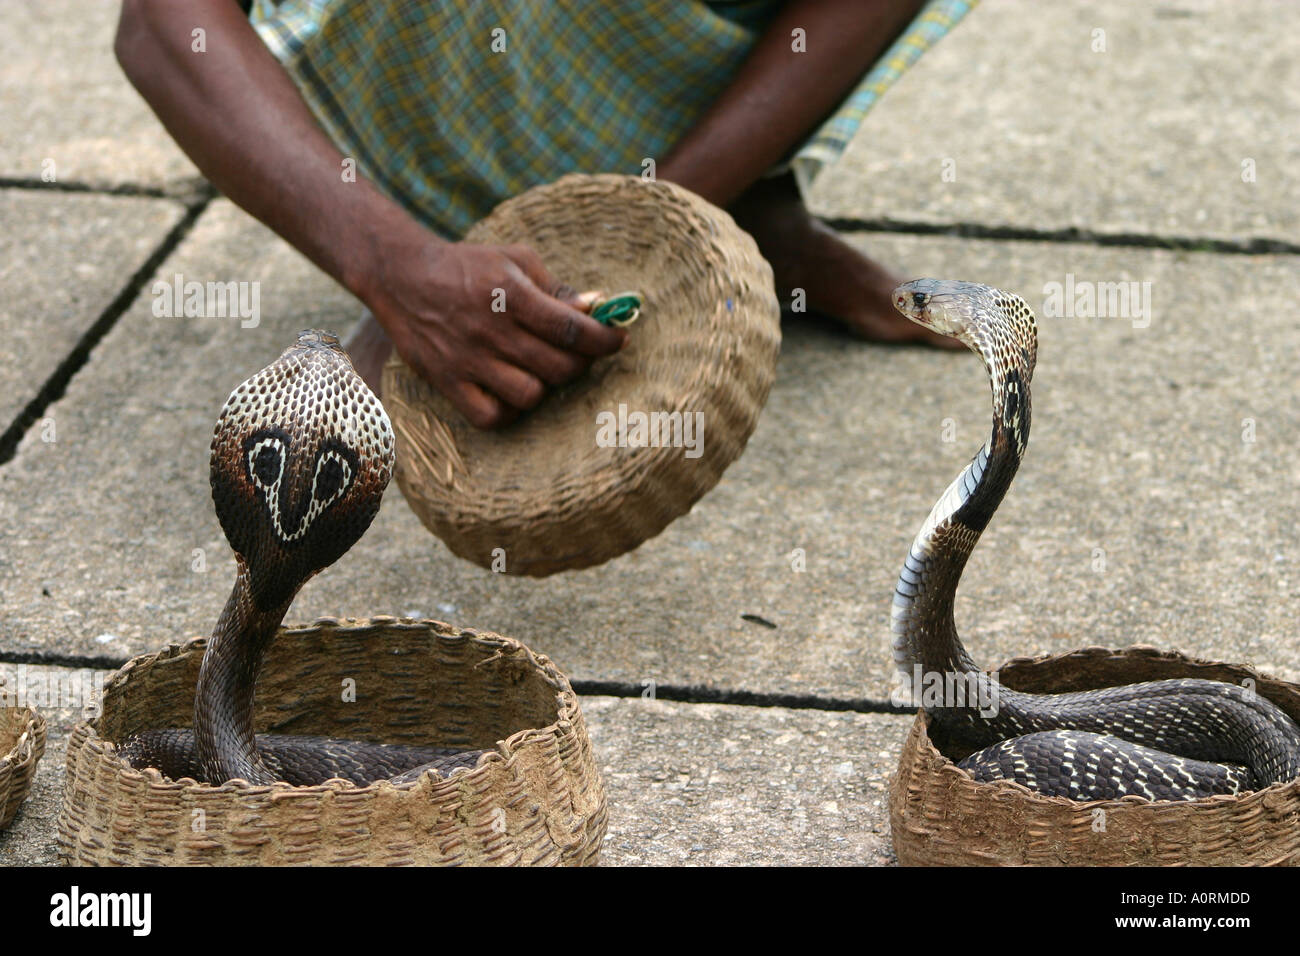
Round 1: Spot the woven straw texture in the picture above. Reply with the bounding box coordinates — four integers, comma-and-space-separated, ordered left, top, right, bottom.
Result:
59, 618, 606, 866
1, 706, 46, 830
890, 646, 1300, 866
383, 173, 781, 576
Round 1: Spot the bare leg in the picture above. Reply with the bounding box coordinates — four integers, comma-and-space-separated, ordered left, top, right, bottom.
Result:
730, 174, 962, 347
650, 0, 959, 346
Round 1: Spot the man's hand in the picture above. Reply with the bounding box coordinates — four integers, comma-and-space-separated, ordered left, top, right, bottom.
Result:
368, 237, 626, 428
115, 0, 624, 429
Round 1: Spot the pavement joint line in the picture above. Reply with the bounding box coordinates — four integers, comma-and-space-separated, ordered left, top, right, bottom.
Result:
0, 193, 214, 466
0, 175, 208, 204
822, 215, 1300, 256
0, 650, 916, 716
3, 178, 1294, 257
0, 650, 127, 671
565, 680, 914, 715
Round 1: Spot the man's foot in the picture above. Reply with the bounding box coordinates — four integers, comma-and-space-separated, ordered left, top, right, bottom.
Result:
729, 174, 962, 349
342, 309, 393, 396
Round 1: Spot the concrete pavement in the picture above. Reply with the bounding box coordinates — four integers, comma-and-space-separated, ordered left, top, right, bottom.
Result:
2, 0, 1297, 865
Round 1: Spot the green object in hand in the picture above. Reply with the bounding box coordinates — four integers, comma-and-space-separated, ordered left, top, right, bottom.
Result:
591, 292, 644, 328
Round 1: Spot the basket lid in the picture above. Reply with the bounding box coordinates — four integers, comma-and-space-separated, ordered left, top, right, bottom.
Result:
383, 174, 781, 576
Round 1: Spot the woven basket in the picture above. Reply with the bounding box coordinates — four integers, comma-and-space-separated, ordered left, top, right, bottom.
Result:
59, 618, 607, 866
383, 173, 781, 576
890, 646, 1300, 866
1, 706, 46, 830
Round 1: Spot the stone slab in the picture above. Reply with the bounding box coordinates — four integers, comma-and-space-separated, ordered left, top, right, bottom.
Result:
0, 188, 186, 429
591, 697, 901, 866
2, 200, 1298, 705
0, 0, 200, 190
809, 0, 1300, 246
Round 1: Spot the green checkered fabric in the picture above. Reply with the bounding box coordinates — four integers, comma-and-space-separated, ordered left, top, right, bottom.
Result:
250, 0, 977, 239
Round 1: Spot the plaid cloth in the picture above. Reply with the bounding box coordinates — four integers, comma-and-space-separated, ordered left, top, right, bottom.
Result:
250, 0, 977, 239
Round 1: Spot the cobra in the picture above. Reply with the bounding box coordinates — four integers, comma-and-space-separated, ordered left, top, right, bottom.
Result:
120, 330, 482, 785
889, 279, 1300, 800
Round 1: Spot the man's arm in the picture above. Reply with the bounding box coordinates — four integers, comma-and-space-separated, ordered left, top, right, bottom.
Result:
116, 0, 393, 300
660, 0, 926, 205
115, 0, 623, 428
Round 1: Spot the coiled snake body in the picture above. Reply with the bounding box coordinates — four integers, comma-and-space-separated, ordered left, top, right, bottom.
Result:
121, 331, 482, 786
890, 280, 1300, 801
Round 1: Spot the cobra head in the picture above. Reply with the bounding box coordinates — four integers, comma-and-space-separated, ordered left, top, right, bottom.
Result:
893, 278, 1038, 379
209, 330, 395, 610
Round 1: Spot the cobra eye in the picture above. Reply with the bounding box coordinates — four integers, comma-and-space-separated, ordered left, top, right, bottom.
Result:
912, 292, 928, 309
316, 457, 344, 500
248, 440, 284, 488
312, 450, 353, 507
253, 447, 279, 484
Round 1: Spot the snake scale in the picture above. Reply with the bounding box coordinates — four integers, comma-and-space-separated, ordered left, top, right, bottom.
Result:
120, 331, 482, 786
889, 279, 1300, 801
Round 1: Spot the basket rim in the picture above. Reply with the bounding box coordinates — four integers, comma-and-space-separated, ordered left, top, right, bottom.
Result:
383, 172, 781, 576
1, 705, 46, 774
908, 644, 1300, 810
76, 616, 585, 796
